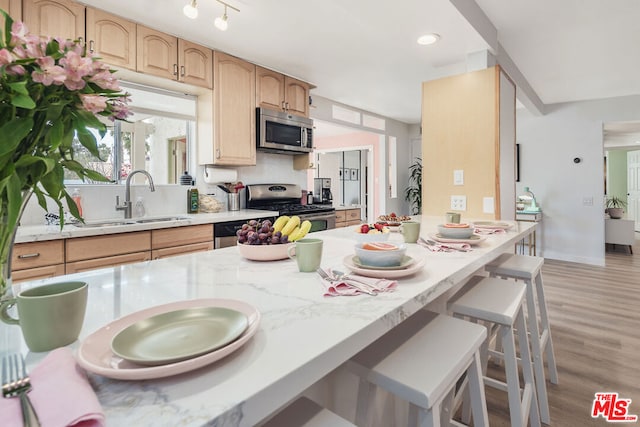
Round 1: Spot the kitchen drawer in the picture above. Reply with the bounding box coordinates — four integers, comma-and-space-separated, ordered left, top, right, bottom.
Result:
152, 224, 213, 249
11, 240, 64, 271
66, 231, 151, 262
345, 208, 361, 221
335, 211, 347, 223
12, 264, 66, 283
346, 219, 362, 226
152, 241, 213, 260
65, 251, 151, 274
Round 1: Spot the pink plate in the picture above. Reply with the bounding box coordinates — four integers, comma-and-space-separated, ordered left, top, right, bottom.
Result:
76, 299, 260, 380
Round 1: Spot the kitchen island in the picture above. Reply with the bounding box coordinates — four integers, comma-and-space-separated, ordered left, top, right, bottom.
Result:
1, 216, 536, 426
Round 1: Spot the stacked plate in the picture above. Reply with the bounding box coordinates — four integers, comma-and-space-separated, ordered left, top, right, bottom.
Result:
77, 299, 261, 380
343, 254, 426, 279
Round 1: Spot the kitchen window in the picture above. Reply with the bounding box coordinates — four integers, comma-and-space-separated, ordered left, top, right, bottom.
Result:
64, 83, 196, 185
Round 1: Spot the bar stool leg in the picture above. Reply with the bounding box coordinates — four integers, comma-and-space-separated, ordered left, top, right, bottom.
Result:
535, 273, 559, 384
355, 378, 375, 426
524, 277, 551, 424
468, 351, 490, 427
515, 308, 542, 427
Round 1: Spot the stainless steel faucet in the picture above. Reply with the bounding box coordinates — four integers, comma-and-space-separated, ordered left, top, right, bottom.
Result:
115, 170, 156, 218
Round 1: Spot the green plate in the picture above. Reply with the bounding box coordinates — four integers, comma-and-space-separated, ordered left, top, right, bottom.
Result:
111, 307, 249, 366
352, 255, 414, 270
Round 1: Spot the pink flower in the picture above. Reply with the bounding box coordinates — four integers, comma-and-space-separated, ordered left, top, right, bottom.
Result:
80, 94, 108, 114
108, 97, 132, 121
10, 21, 29, 45
6, 64, 26, 75
90, 70, 120, 91
0, 49, 14, 65
32, 56, 66, 86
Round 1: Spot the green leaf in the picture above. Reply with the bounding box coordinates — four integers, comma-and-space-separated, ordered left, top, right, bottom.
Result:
5, 174, 22, 231
1, 9, 13, 48
0, 117, 34, 170
11, 93, 37, 109
76, 130, 101, 158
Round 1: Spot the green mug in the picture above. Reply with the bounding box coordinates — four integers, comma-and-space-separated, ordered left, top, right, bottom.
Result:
400, 221, 421, 243
287, 238, 323, 272
0, 281, 88, 352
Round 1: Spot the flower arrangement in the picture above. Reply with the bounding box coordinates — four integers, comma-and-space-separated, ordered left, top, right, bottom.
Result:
0, 10, 131, 298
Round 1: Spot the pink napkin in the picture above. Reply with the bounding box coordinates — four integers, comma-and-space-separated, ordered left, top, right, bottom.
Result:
418, 239, 471, 252
474, 227, 507, 235
320, 269, 397, 296
0, 347, 104, 427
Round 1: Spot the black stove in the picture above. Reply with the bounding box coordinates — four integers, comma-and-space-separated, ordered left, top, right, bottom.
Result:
245, 184, 335, 217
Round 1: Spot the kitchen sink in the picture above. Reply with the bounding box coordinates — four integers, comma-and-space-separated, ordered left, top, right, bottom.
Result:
75, 220, 137, 228
74, 216, 190, 228
134, 216, 190, 224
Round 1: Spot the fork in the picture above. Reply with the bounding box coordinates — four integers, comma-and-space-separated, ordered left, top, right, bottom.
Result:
2, 353, 41, 427
316, 268, 377, 296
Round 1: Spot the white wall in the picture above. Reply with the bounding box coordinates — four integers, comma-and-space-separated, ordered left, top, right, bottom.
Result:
517, 95, 640, 265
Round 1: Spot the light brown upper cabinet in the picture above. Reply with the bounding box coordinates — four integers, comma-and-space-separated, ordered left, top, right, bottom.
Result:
137, 25, 212, 89
213, 51, 256, 165
0, 0, 22, 21
178, 39, 213, 89
23, 0, 85, 41
256, 66, 310, 117
86, 8, 136, 71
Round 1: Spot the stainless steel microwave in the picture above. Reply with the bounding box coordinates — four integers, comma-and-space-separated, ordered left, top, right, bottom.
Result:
256, 107, 313, 154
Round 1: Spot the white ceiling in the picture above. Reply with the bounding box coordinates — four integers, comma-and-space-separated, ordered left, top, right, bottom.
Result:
81, 0, 640, 130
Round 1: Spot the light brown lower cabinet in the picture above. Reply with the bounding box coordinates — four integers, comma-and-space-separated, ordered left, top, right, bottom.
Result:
65, 251, 152, 274
13, 224, 215, 280
335, 208, 362, 228
152, 242, 213, 260
11, 240, 65, 283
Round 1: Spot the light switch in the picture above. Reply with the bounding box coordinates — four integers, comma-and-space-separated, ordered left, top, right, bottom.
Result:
453, 170, 464, 185
483, 197, 495, 214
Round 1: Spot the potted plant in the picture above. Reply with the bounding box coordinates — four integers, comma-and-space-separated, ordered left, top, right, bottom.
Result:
404, 157, 422, 215
0, 11, 131, 300
606, 196, 627, 219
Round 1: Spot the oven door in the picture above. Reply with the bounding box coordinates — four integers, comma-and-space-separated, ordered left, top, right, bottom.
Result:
299, 211, 336, 232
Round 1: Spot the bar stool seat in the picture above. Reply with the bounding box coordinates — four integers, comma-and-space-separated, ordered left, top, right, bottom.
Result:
486, 253, 558, 424
261, 397, 355, 427
345, 310, 489, 427
449, 277, 541, 427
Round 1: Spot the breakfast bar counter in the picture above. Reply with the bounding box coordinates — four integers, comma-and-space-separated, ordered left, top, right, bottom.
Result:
1, 216, 536, 426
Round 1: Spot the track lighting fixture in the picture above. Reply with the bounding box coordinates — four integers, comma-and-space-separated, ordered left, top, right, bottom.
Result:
183, 0, 198, 19
214, 0, 239, 31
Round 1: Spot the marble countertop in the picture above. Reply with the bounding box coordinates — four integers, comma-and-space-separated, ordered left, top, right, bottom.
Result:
334, 205, 362, 211
2, 216, 536, 426
14, 209, 277, 243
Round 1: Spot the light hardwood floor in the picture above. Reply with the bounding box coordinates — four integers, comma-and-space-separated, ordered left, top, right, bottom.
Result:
484, 234, 640, 426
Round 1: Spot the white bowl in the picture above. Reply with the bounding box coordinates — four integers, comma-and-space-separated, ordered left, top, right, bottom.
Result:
437, 224, 474, 239
353, 228, 391, 243
354, 243, 407, 267
237, 242, 294, 261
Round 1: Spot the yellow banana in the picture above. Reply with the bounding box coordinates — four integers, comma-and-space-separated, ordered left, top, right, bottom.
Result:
273, 215, 290, 233
287, 226, 301, 241
290, 220, 312, 241
281, 215, 300, 236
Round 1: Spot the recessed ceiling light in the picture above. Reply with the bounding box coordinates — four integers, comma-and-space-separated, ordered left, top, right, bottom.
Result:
417, 33, 441, 46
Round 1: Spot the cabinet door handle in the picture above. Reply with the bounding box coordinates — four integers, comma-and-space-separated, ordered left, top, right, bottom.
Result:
216, 148, 221, 159
18, 253, 40, 259
281, 100, 286, 110
78, 37, 83, 46
180, 65, 185, 77
285, 102, 290, 110
173, 64, 178, 76
89, 40, 95, 53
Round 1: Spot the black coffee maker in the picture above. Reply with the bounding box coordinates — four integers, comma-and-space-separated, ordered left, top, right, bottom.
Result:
313, 178, 333, 204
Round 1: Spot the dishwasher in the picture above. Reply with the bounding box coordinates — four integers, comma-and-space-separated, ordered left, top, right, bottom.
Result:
214, 216, 276, 249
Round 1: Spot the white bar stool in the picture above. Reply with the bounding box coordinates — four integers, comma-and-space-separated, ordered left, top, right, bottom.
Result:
345, 310, 489, 427
449, 277, 541, 427
261, 397, 356, 427
486, 253, 558, 423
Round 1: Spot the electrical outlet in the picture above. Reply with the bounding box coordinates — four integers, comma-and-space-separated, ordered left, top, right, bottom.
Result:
450, 195, 466, 211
